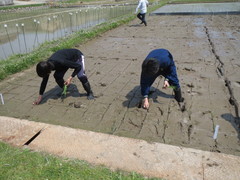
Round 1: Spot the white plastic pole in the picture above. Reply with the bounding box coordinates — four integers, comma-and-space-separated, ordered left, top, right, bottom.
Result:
213, 125, 220, 140
0, 93, 4, 105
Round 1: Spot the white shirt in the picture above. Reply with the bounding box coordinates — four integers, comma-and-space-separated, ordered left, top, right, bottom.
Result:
135, 0, 149, 14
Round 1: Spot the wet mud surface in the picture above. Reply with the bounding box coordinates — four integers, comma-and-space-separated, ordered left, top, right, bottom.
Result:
0, 15, 240, 156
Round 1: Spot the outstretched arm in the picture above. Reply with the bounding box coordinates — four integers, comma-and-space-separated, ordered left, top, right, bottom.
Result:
33, 95, 42, 105
140, 72, 157, 109
142, 97, 149, 109
163, 78, 170, 89
33, 75, 49, 105
65, 76, 73, 86
135, 0, 141, 14
163, 62, 180, 88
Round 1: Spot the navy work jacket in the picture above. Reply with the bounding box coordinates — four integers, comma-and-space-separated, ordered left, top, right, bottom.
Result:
140, 49, 180, 97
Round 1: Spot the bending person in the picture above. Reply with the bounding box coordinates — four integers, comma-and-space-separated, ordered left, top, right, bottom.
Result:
140, 48, 185, 110
33, 48, 94, 105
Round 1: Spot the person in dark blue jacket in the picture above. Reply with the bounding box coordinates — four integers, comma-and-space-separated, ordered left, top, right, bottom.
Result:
140, 49, 185, 110
33, 49, 94, 105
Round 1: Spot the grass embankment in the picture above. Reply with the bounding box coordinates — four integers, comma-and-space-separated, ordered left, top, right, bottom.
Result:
0, 142, 160, 180
0, 4, 45, 11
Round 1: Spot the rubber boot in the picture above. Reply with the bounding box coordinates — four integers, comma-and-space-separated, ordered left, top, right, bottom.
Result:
82, 82, 94, 100
174, 87, 185, 111
174, 87, 183, 102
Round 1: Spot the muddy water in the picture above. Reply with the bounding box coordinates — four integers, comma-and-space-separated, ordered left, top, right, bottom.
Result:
0, 14, 239, 156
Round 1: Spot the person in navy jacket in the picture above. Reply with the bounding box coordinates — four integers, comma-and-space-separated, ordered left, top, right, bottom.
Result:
140, 49, 185, 110
33, 49, 94, 105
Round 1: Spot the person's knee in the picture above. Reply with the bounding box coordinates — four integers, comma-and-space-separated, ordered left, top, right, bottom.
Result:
54, 74, 64, 88
55, 79, 64, 88
54, 72, 62, 79
78, 76, 88, 84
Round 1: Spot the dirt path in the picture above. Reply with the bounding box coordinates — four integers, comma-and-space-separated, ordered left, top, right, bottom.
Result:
0, 14, 239, 156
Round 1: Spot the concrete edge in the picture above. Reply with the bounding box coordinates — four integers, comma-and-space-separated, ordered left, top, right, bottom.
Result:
0, 116, 240, 179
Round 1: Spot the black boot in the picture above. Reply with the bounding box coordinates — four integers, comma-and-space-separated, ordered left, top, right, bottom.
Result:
174, 87, 183, 102
174, 87, 185, 111
82, 82, 94, 100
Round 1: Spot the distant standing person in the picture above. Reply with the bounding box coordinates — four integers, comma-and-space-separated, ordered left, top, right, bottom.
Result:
140, 49, 185, 111
135, 0, 149, 26
33, 49, 94, 105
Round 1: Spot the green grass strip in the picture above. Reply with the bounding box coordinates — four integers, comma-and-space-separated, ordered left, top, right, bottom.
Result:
0, 141, 161, 180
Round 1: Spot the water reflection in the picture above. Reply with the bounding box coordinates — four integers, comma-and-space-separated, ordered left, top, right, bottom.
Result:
0, 5, 135, 60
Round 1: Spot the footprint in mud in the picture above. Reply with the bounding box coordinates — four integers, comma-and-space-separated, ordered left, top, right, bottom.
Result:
202, 110, 211, 115
187, 90, 202, 96
99, 83, 107, 87
200, 75, 207, 80
183, 67, 196, 72
99, 57, 107, 60
207, 162, 219, 167
68, 102, 85, 108
187, 83, 194, 88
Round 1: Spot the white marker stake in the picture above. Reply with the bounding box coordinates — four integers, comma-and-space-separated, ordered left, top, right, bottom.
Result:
0, 93, 4, 105
213, 125, 220, 140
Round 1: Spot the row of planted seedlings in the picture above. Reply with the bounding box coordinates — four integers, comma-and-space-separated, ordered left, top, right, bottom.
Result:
0, 4, 135, 60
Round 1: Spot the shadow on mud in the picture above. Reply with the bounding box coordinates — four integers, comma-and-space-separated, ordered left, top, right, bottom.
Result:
221, 113, 240, 140
122, 85, 173, 108
39, 84, 82, 104
128, 24, 142, 27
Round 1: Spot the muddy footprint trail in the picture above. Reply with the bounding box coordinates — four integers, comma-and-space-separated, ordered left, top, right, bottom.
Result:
0, 15, 239, 156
